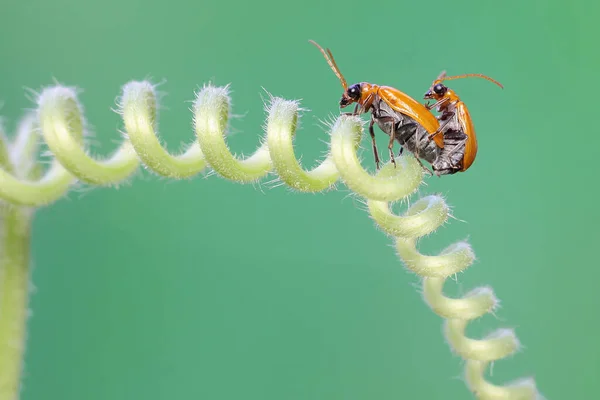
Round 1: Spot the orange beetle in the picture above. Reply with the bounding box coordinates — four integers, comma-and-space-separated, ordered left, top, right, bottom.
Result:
423, 71, 503, 174
310, 40, 443, 171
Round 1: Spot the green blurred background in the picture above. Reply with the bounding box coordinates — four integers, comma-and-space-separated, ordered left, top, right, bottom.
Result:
0, 0, 596, 398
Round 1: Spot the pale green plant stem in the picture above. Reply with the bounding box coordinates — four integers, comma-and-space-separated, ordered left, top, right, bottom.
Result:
329, 117, 423, 201
38, 86, 140, 184
192, 85, 343, 191
0, 80, 542, 400
193, 85, 272, 182
120, 82, 208, 178
0, 206, 32, 400
0, 165, 73, 207
465, 360, 539, 400
0, 120, 38, 400
264, 98, 339, 191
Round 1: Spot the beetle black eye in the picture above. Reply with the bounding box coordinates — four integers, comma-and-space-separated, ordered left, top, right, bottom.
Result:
433, 83, 446, 95
347, 84, 361, 99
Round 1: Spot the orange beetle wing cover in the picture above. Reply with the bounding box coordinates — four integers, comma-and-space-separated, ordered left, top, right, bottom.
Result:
378, 86, 443, 148
457, 102, 477, 171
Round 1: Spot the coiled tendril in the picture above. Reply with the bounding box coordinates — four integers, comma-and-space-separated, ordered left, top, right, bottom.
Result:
0, 80, 542, 400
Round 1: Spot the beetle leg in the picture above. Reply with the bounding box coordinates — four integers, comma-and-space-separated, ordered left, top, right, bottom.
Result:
429, 113, 454, 139
368, 115, 381, 170
381, 118, 397, 168
388, 130, 396, 168
413, 155, 434, 176
444, 140, 466, 158
342, 102, 371, 117
425, 98, 447, 111
340, 103, 360, 117
371, 115, 398, 168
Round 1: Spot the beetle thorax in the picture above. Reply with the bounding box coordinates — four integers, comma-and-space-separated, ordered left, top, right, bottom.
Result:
356, 82, 378, 108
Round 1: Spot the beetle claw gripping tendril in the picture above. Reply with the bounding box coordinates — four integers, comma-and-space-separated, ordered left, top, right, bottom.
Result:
0, 80, 542, 400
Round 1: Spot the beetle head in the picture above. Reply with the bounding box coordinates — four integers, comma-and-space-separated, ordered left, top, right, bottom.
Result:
340, 83, 361, 108
424, 81, 449, 101
424, 70, 504, 101
424, 71, 449, 101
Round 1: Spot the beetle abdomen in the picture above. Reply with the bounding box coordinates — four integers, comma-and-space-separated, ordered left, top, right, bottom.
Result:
394, 122, 440, 164
372, 99, 440, 164
432, 129, 467, 175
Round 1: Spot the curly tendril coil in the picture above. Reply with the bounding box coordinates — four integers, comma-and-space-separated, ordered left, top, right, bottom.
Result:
0, 80, 542, 399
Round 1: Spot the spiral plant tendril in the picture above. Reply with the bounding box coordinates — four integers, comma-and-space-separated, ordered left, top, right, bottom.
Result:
0, 80, 543, 400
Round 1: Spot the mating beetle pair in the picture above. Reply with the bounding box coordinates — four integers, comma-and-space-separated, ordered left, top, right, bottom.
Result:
309, 40, 503, 176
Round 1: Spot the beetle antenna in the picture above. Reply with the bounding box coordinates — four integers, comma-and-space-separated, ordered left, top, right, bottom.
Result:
309, 40, 348, 90
442, 73, 504, 89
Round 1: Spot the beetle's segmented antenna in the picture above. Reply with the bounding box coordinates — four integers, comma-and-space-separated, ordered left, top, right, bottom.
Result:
309, 40, 348, 90
442, 73, 504, 89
